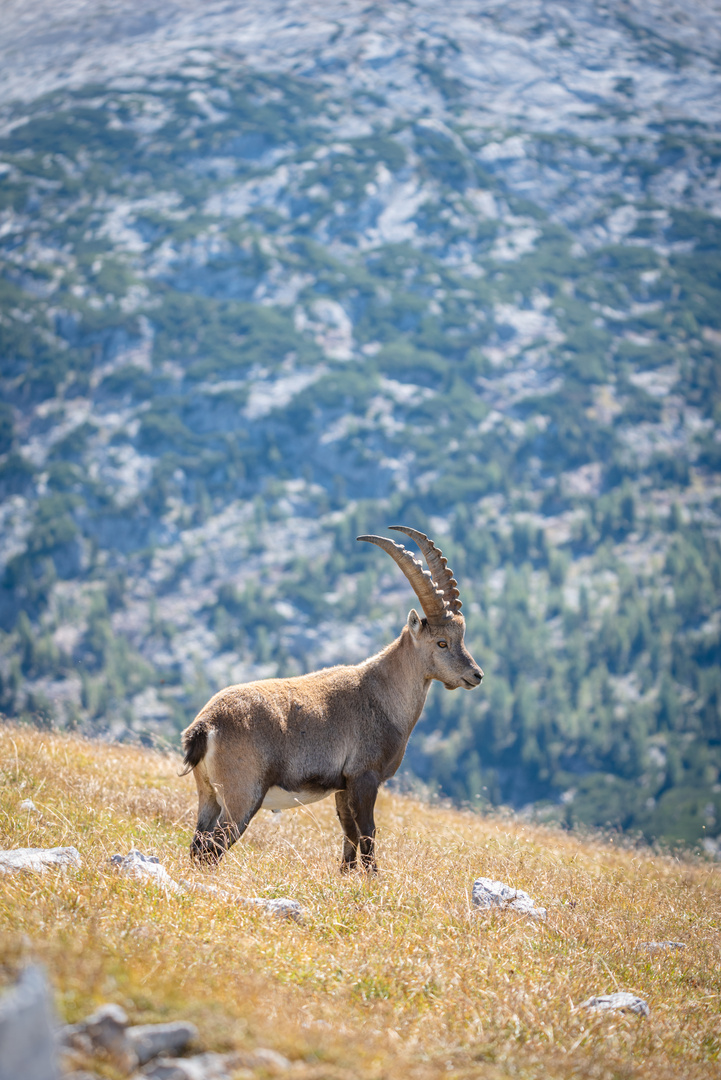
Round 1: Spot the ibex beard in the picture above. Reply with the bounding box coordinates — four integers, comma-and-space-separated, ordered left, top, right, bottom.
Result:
181, 526, 483, 872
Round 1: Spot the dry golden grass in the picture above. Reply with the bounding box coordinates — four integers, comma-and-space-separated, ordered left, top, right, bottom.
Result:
0, 725, 720, 1079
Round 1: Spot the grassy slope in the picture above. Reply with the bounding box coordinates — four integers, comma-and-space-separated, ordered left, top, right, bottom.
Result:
0, 726, 719, 1080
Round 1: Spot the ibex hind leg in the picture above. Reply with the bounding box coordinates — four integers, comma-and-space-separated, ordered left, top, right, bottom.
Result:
189, 765, 223, 864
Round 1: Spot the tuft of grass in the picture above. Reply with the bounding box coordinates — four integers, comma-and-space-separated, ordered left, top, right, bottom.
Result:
1, 725, 720, 1079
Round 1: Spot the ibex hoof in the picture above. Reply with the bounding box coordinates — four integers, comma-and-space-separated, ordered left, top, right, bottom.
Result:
339, 859, 378, 875
190, 835, 223, 866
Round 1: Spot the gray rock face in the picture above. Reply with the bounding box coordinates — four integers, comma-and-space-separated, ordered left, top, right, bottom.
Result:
0, 847, 81, 874
128, 1021, 198, 1065
0, 966, 59, 1080
579, 992, 650, 1017
472, 877, 547, 920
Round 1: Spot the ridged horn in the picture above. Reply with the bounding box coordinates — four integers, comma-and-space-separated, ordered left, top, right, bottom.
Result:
357, 533, 450, 622
389, 525, 462, 614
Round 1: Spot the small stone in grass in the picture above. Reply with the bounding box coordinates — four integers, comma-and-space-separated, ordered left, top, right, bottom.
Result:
61, 1003, 138, 1073
137, 1047, 292, 1080
233, 1047, 292, 1071
180, 881, 304, 922
640, 941, 686, 951
0, 847, 81, 874
472, 877, 546, 920
138, 1052, 240, 1079
19, 799, 37, 812
245, 897, 304, 922
115, 856, 305, 921
579, 992, 650, 1017
128, 1021, 198, 1065
110, 851, 183, 893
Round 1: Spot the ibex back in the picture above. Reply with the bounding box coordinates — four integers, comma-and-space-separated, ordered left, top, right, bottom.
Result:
181, 526, 483, 871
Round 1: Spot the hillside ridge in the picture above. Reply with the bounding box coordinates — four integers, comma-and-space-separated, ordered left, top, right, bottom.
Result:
1, 726, 720, 1079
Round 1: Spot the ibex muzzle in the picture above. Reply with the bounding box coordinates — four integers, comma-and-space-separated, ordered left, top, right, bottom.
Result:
181, 526, 483, 871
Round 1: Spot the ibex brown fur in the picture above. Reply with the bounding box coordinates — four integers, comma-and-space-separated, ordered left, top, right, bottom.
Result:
181, 526, 483, 871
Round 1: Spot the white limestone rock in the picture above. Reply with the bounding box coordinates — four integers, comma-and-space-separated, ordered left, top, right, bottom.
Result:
579, 992, 650, 1017
178, 880, 233, 901
0, 847, 81, 874
180, 880, 304, 922
472, 877, 547, 920
113, 856, 303, 920
110, 851, 183, 893
640, 941, 686, 952
244, 897, 304, 922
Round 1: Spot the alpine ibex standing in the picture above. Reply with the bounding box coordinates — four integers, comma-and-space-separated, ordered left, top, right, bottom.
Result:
181, 526, 483, 871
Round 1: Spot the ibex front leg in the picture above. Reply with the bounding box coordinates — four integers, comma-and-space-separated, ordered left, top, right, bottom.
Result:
335, 790, 360, 871
340, 771, 380, 872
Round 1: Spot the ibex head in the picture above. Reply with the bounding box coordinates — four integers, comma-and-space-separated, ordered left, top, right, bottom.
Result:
357, 526, 484, 691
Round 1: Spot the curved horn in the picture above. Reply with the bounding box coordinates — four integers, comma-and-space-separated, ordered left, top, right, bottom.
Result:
357, 533, 450, 622
389, 525, 462, 614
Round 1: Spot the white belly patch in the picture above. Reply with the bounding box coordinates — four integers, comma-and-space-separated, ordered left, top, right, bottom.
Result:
261, 786, 336, 812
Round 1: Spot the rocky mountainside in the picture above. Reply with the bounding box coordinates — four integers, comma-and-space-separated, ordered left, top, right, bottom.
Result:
1, 0, 720, 848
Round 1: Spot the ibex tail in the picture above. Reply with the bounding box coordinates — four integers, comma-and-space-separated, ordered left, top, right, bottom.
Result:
180, 719, 209, 776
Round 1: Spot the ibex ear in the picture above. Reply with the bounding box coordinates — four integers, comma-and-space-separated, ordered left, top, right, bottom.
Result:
407, 608, 423, 639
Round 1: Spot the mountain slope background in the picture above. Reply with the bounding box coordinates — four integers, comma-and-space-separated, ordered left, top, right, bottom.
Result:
1, 0, 720, 848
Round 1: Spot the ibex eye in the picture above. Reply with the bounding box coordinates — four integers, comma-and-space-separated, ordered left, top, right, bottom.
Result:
437, 640, 448, 648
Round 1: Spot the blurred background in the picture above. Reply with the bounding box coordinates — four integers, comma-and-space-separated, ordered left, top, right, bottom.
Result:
0, 0, 720, 851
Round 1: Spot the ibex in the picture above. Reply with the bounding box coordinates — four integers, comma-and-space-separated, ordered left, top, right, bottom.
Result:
181, 526, 483, 871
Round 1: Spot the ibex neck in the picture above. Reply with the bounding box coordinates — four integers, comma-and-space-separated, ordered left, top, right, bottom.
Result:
362, 627, 431, 737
